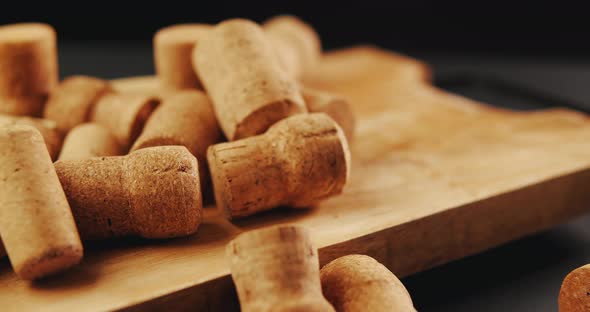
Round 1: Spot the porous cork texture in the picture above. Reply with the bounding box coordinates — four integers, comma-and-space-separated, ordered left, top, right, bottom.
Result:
0, 114, 63, 160
0, 23, 58, 116
320, 255, 416, 312
194, 18, 307, 140
227, 225, 335, 312
302, 87, 355, 141
89, 92, 159, 149
43, 76, 111, 133
263, 15, 321, 78
58, 123, 122, 161
559, 264, 590, 312
154, 24, 211, 90
131, 90, 221, 193
55, 146, 202, 240
0, 125, 83, 280
208, 113, 351, 218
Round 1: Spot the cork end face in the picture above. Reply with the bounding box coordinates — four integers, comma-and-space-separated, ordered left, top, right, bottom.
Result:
0, 23, 55, 43
559, 265, 590, 312
126, 146, 202, 238
234, 100, 305, 140
154, 24, 212, 45
15, 245, 83, 281
207, 144, 233, 219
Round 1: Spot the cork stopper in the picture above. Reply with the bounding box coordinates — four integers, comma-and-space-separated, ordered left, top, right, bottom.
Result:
0, 125, 83, 280
55, 146, 202, 239
194, 18, 306, 140
43, 76, 111, 133
0, 23, 58, 116
0, 114, 63, 160
154, 24, 212, 90
208, 113, 350, 218
131, 90, 221, 193
58, 123, 122, 161
263, 15, 321, 78
227, 225, 335, 312
559, 264, 590, 312
89, 92, 158, 149
302, 87, 355, 141
320, 255, 416, 312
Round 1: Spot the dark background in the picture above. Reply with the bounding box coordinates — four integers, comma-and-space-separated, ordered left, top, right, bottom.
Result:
3, 2, 590, 311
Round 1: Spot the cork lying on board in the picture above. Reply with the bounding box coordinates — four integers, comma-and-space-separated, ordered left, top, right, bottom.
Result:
559, 264, 590, 312
320, 255, 416, 312
154, 24, 211, 90
208, 113, 351, 218
5, 47, 590, 311
55, 146, 202, 240
0, 126, 82, 280
263, 15, 321, 79
227, 225, 334, 312
58, 123, 122, 161
0, 114, 63, 160
0, 23, 58, 117
194, 18, 307, 140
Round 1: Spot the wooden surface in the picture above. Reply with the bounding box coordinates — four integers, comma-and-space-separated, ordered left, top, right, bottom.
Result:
2, 46, 590, 311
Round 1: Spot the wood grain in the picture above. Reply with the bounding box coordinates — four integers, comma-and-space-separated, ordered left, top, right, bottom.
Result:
2, 46, 590, 311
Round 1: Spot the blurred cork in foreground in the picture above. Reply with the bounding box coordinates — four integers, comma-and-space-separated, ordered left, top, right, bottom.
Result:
227, 225, 334, 312
559, 264, 590, 312
0, 125, 83, 280
320, 255, 416, 312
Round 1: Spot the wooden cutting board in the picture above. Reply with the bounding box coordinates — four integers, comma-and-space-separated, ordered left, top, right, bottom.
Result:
2, 46, 590, 311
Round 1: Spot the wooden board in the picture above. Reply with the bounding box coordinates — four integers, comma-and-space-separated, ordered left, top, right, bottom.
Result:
2, 46, 590, 311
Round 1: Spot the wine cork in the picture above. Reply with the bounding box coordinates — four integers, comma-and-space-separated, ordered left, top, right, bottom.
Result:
208, 113, 350, 218
559, 264, 590, 312
0, 125, 83, 280
0, 23, 58, 116
263, 15, 321, 78
0, 114, 63, 160
89, 92, 158, 149
43, 76, 112, 133
55, 146, 202, 239
320, 255, 416, 312
131, 90, 221, 192
58, 123, 122, 161
302, 87, 355, 141
227, 225, 335, 312
154, 24, 211, 90
194, 18, 306, 140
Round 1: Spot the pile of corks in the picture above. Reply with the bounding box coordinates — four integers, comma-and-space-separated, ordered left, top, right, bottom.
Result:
0, 17, 354, 281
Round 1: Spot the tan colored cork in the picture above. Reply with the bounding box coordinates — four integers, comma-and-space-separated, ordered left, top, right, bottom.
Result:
227, 225, 335, 312
263, 15, 321, 78
58, 123, 122, 161
0, 23, 58, 117
89, 92, 158, 149
559, 264, 590, 312
208, 113, 350, 218
55, 146, 202, 240
0, 114, 63, 160
320, 255, 416, 312
131, 90, 221, 193
194, 18, 307, 141
43, 76, 111, 133
302, 87, 355, 141
0, 125, 83, 280
154, 24, 211, 90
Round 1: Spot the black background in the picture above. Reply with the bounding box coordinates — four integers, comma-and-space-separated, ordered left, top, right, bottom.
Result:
3, 2, 590, 311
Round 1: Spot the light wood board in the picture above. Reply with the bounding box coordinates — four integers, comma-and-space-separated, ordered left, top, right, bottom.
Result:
2, 46, 590, 311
